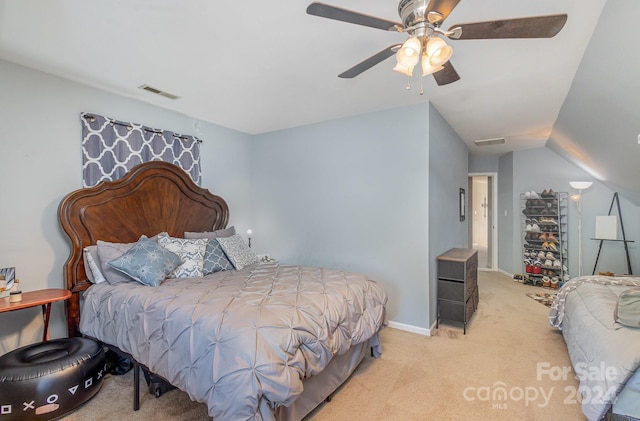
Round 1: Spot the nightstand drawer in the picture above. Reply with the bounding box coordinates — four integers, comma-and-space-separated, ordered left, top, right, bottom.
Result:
438, 279, 464, 302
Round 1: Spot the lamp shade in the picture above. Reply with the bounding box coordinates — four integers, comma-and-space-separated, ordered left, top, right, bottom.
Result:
393, 61, 415, 77
421, 55, 444, 76
426, 36, 453, 66
569, 181, 593, 190
397, 37, 421, 67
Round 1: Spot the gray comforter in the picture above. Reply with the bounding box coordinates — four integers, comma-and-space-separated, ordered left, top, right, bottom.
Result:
79, 262, 388, 420
549, 276, 640, 421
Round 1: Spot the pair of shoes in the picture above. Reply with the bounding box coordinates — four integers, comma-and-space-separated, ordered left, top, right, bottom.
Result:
541, 189, 556, 198
539, 217, 558, 225
547, 232, 559, 243
525, 191, 540, 199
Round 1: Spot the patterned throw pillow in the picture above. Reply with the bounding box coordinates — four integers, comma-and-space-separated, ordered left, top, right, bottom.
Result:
158, 235, 208, 278
108, 237, 183, 287
216, 234, 259, 270
202, 241, 234, 275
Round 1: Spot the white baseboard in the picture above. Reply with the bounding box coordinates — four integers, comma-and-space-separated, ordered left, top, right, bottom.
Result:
387, 320, 433, 336
497, 268, 513, 278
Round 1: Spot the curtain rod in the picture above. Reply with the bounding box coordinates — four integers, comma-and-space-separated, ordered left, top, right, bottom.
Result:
82, 113, 203, 143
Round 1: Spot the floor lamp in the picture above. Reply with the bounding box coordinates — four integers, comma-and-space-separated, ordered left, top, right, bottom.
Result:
569, 181, 593, 276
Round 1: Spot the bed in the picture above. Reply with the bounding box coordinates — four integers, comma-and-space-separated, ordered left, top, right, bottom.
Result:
549, 275, 640, 421
58, 161, 388, 420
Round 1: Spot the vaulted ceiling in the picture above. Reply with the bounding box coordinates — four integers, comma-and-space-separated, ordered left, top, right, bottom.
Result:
1, 0, 638, 202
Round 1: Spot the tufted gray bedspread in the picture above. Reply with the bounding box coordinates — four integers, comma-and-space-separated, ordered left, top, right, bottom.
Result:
79, 262, 388, 420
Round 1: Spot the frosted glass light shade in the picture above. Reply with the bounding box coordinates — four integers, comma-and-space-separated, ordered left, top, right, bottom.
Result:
393, 62, 414, 77
421, 55, 444, 76
426, 36, 453, 66
397, 37, 421, 67
569, 181, 593, 190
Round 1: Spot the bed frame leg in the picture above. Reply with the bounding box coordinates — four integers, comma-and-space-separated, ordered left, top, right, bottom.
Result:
133, 360, 140, 411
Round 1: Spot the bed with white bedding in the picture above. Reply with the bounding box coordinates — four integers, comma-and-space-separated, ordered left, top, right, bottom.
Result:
58, 161, 388, 420
549, 276, 640, 421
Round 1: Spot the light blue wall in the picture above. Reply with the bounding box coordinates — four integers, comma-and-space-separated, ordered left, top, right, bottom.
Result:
507, 147, 640, 277
0, 59, 253, 353
251, 104, 432, 328
497, 153, 515, 274
493, 147, 640, 277
428, 104, 469, 325
469, 155, 499, 173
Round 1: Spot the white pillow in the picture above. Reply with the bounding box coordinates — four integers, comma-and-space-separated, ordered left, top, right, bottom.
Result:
158, 235, 208, 278
216, 234, 259, 270
84, 246, 106, 284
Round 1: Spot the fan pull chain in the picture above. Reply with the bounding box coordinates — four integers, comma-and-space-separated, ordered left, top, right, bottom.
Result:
405, 75, 411, 91
420, 77, 424, 96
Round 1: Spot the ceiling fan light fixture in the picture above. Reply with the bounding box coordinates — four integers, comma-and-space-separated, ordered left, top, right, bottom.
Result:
421, 55, 443, 76
426, 36, 453, 66
397, 37, 421, 66
393, 61, 414, 77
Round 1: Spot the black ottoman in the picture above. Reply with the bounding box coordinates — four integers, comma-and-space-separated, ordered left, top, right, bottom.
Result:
0, 337, 106, 420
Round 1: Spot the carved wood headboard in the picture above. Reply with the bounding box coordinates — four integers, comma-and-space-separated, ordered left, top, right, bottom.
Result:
58, 161, 229, 336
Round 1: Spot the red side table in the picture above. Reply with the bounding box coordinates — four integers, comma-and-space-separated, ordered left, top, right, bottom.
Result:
0, 288, 72, 341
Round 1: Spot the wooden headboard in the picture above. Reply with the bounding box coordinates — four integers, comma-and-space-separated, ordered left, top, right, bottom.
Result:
58, 161, 229, 336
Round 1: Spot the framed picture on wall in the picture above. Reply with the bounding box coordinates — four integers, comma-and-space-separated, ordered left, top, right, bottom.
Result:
0, 266, 15, 290
459, 188, 466, 221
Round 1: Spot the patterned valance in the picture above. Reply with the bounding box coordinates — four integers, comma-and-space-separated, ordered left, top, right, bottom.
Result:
81, 113, 201, 187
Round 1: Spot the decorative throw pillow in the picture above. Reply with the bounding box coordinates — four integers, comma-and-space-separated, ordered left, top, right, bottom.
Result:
83, 246, 106, 284
184, 226, 236, 240
202, 240, 234, 275
97, 240, 137, 285
614, 288, 640, 328
108, 236, 183, 287
157, 235, 208, 278
216, 234, 259, 270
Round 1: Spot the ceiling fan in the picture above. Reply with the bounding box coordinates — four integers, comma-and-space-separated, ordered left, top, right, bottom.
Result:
307, 0, 567, 86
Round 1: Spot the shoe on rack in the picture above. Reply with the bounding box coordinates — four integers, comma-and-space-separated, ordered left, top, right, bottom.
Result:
544, 259, 553, 267
548, 189, 556, 197
530, 191, 540, 199
526, 224, 533, 232
550, 277, 560, 289
553, 260, 562, 269
537, 251, 546, 260
542, 276, 551, 287
525, 191, 531, 199
541, 189, 549, 197
548, 232, 559, 243
531, 224, 541, 233
538, 232, 547, 241
546, 251, 554, 260
533, 266, 542, 274
547, 242, 558, 251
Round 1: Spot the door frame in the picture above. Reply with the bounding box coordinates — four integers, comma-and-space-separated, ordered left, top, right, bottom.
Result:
468, 172, 498, 271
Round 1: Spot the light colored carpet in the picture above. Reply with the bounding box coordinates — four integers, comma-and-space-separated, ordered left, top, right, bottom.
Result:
63, 272, 585, 420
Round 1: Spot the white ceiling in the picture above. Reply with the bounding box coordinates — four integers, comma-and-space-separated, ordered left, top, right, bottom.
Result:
0, 0, 606, 156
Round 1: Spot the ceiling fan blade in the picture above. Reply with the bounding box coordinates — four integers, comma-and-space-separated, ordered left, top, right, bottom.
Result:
338, 45, 400, 79
448, 14, 568, 40
432, 61, 460, 86
426, 0, 462, 22
307, 2, 402, 31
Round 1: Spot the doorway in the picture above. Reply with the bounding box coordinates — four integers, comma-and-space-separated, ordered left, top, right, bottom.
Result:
468, 174, 497, 270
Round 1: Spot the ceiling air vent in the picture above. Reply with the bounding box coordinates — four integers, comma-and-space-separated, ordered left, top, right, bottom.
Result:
138, 84, 180, 100
474, 137, 505, 147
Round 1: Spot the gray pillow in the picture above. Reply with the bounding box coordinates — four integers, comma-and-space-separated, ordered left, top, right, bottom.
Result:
97, 240, 137, 285
216, 234, 259, 270
184, 226, 236, 240
108, 236, 183, 287
614, 288, 640, 328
